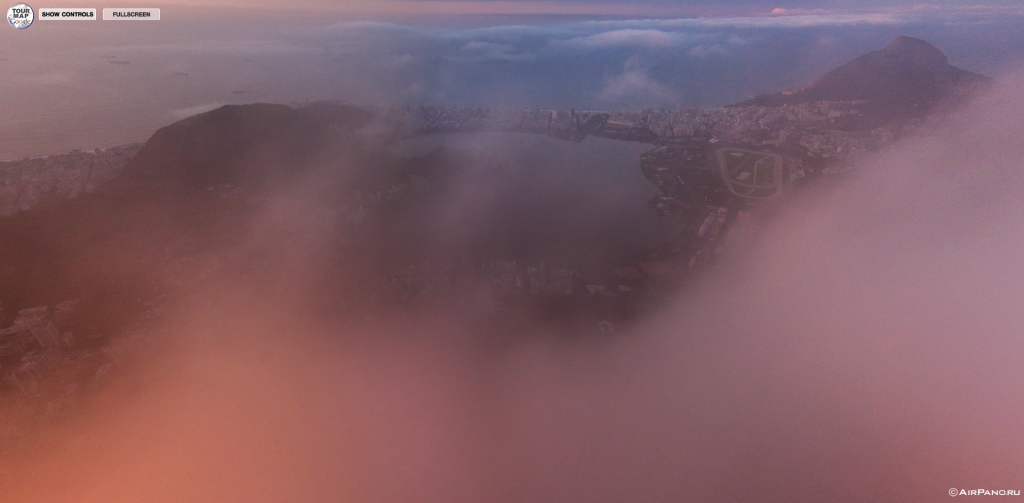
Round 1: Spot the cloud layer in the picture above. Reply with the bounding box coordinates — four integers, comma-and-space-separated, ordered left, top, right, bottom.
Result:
2, 72, 1023, 503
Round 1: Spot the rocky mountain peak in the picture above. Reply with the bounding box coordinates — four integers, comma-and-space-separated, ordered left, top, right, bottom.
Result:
881, 36, 949, 67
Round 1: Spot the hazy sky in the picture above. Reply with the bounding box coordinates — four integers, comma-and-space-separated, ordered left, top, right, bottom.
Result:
32, 0, 1024, 15
2, 2, 1024, 158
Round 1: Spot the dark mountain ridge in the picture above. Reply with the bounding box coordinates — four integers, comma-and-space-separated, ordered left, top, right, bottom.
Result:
0, 104, 368, 331
120, 102, 376, 191
734, 36, 991, 129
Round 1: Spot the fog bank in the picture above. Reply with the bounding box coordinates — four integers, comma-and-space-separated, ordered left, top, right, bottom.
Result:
2, 78, 1024, 502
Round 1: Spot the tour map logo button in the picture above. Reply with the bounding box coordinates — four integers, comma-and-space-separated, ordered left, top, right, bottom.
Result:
7, 3, 33, 29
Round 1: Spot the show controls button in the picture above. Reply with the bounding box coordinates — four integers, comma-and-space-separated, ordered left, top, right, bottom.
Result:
38, 8, 97, 20
102, 8, 159, 20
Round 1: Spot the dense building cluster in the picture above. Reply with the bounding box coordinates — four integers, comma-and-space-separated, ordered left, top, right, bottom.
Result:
0, 302, 90, 397
0, 144, 142, 216
644, 102, 865, 140
397, 102, 913, 162
0, 297, 166, 446
404, 105, 608, 139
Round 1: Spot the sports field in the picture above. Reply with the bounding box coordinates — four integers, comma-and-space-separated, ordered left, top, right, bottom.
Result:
714, 148, 786, 199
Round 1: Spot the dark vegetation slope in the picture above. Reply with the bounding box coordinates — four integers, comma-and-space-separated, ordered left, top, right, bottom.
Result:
0, 103, 375, 335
